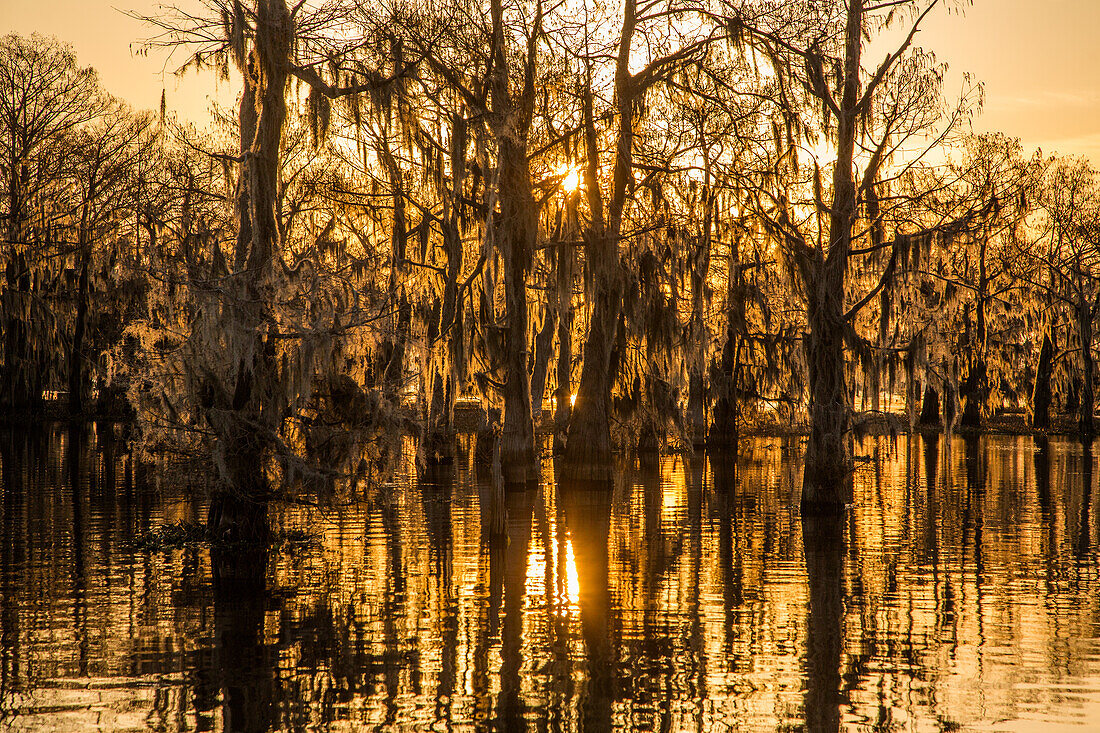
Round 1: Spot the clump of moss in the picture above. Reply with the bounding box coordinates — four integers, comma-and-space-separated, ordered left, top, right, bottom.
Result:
132, 521, 210, 550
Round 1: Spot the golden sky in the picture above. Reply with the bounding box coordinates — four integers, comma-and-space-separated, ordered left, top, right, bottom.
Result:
2, 0, 1099, 163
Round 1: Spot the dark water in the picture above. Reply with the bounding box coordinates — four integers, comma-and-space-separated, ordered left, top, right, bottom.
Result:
1, 425, 1098, 732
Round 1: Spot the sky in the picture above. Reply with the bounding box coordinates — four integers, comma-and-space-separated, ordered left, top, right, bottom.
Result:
2, 0, 1099, 163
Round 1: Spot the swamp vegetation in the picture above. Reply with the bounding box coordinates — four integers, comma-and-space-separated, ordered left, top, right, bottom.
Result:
5, 0, 1100, 519
3, 1, 1100, 728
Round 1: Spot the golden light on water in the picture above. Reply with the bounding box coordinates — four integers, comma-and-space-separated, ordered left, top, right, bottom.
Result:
564, 537, 580, 607
6, 428, 1100, 730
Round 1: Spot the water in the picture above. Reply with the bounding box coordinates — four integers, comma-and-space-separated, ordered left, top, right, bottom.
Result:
1, 425, 1098, 732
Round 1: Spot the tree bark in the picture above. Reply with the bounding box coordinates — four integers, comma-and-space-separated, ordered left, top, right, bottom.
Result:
961, 238, 991, 428
2, 170, 42, 412
803, 256, 852, 508
379, 142, 410, 400
495, 139, 538, 484
686, 149, 713, 447
710, 230, 742, 449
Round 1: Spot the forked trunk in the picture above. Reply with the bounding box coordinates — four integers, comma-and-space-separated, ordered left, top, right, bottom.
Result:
563, 0, 636, 478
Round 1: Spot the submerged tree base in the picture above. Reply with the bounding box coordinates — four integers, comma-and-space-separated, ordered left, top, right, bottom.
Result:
561, 401, 615, 482
559, 454, 615, 483
801, 451, 854, 514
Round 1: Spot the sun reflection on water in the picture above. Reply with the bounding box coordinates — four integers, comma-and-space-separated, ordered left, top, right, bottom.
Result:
2, 428, 1099, 731
564, 537, 580, 608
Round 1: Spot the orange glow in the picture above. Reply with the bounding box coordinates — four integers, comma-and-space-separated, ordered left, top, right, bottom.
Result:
564, 538, 580, 607
558, 164, 580, 193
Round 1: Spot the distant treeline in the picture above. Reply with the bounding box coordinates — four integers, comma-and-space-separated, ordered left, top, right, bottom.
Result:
2, 0, 1099, 518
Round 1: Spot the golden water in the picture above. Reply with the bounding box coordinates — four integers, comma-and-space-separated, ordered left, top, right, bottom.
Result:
1, 426, 1097, 731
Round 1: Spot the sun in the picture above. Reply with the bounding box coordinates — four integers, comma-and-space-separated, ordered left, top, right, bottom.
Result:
558, 165, 580, 193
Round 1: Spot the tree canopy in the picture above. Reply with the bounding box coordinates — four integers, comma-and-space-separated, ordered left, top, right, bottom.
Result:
4, 0, 1099, 519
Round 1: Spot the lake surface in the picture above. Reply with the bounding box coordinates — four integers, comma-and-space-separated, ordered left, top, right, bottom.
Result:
1, 425, 1098, 731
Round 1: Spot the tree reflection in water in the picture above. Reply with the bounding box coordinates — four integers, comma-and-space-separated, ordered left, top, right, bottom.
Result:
560, 476, 614, 733
802, 513, 845, 733
0, 428, 1099, 731
496, 485, 534, 731
203, 547, 273, 733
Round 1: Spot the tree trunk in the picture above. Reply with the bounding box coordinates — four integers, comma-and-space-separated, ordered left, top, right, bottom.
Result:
686, 153, 713, 448
68, 241, 91, 415
801, 0, 862, 510
380, 145, 410, 400
425, 214, 465, 462
1079, 300, 1095, 435
960, 359, 986, 427
962, 241, 990, 428
1032, 329, 1054, 430
530, 303, 556, 425
919, 383, 940, 426
207, 0, 291, 542
488, 0, 538, 485
1, 170, 42, 413
424, 366, 453, 464
553, 227, 575, 439
802, 257, 852, 509
563, 280, 621, 480
496, 137, 538, 484
563, 0, 636, 480
710, 231, 742, 450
